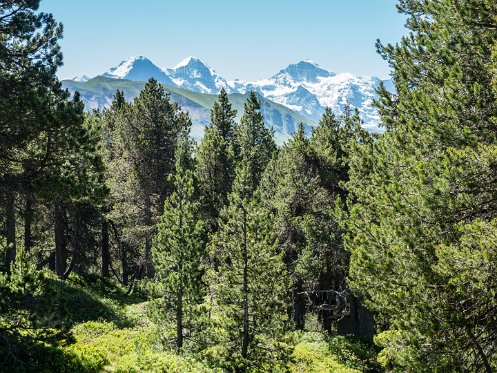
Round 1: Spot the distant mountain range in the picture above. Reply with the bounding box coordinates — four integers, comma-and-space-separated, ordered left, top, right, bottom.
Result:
62, 56, 393, 143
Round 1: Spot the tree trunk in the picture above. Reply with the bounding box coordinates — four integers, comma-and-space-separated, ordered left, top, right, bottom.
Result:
122, 249, 128, 286
4, 190, 16, 273
101, 220, 110, 277
24, 196, 33, 252
110, 221, 128, 285
144, 198, 154, 278
54, 203, 66, 277
176, 281, 184, 349
145, 238, 154, 278
293, 280, 305, 330
241, 209, 249, 360
47, 252, 55, 271
62, 205, 80, 280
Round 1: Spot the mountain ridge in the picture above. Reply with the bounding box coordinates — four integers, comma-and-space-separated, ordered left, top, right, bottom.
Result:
83, 55, 391, 129
64, 56, 392, 142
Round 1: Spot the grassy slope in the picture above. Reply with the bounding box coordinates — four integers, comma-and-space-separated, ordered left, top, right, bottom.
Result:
5, 271, 372, 372
61, 77, 315, 143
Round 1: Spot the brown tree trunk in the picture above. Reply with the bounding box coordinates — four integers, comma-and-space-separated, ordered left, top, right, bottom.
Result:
293, 280, 306, 330
122, 249, 128, 286
144, 198, 154, 278
176, 280, 184, 349
145, 238, 154, 278
4, 190, 16, 273
24, 197, 33, 252
54, 203, 66, 277
241, 209, 249, 360
62, 205, 80, 280
101, 219, 110, 278
110, 221, 128, 285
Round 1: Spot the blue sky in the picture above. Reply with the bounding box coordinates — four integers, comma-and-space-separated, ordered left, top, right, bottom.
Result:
40, 0, 407, 81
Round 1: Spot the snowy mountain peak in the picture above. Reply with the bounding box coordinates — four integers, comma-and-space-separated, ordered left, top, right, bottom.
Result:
273, 60, 334, 84
173, 56, 211, 70
89, 55, 390, 131
101, 56, 174, 86
167, 56, 228, 94
103, 56, 151, 78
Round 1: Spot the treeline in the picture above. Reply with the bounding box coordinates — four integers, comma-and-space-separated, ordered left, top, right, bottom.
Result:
2, 0, 497, 371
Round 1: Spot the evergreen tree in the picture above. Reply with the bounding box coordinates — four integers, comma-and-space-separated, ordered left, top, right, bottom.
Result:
0, 0, 62, 270
98, 91, 127, 279
259, 118, 368, 334
151, 141, 205, 350
206, 159, 289, 372
196, 88, 237, 231
345, 1, 497, 370
111, 78, 191, 278
235, 92, 276, 194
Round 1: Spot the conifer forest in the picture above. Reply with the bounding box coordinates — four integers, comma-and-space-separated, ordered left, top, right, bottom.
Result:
1, 1, 497, 372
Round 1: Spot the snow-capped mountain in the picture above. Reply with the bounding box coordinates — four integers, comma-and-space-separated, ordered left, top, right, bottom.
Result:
101, 56, 174, 86
273, 60, 335, 84
231, 60, 389, 128
165, 56, 230, 94
87, 56, 391, 131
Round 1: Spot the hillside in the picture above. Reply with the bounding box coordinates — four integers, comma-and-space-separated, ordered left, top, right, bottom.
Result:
62, 76, 315, 144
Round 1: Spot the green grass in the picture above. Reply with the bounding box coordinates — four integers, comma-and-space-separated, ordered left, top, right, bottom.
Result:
2, 271, 379, 372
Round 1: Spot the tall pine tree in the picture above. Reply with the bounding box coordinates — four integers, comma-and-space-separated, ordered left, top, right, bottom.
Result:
206, 159, 289, 372
111, 78, 191, 278
196, 88, 237, 231
151, 140, 205, 350
235, 92, 276, 195
346, 0, 497, 370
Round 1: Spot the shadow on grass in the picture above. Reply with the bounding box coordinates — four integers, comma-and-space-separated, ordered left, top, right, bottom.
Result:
1, 272, 145, 372
1, 329, 105, 373
37, 273, 143, 330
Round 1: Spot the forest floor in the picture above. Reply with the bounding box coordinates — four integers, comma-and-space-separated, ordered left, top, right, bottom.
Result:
2, 272, 378, 372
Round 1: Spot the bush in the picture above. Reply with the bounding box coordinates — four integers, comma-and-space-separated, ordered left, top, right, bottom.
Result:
287, 332, 356, 373
328, 335, 381, 372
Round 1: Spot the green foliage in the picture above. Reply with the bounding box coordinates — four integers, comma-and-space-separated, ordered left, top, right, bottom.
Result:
196, 88, 237, 231
235, 92, 277, 194
345, 0, 497, 370
328, 335, 380, 372
259, 112, 370, 333
290, 333, 360, 373
59, 318, 220, 372
107, 78, 191, 278
206, 160, 291, 371
150, 143, 207, 350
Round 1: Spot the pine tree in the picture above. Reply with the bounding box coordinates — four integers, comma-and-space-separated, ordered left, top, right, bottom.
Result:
111, 78, 191, 278
345, 0, 497, 370
0, 0, 62, 270
259, 120, 362, 333
196, 88, 237, 231
235, 92, 276, 194
151, 141, 205, 350
206, 159, 289, 372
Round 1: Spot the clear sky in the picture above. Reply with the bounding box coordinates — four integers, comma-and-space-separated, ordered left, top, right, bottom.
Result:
40, 0, 407, 81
